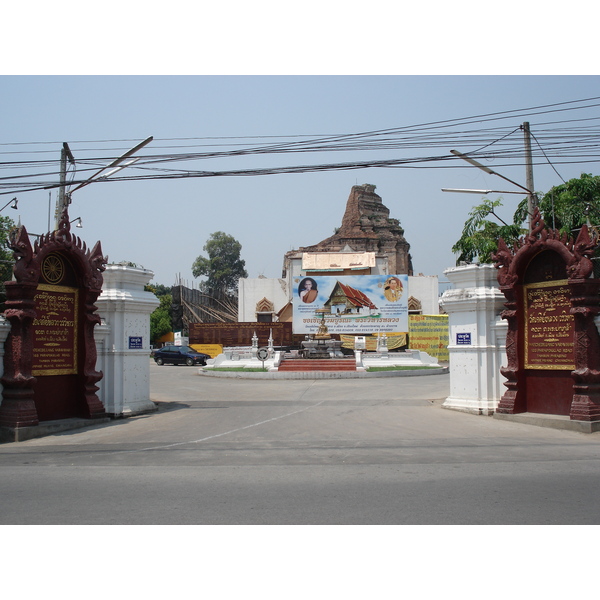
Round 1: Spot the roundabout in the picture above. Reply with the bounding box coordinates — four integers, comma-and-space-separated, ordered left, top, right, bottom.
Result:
199, 347, 447, 379
198, 366, 448, 379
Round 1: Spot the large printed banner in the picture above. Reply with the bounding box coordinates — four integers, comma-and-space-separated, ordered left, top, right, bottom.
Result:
293, 274, 408, 335
409, 314, 449, 361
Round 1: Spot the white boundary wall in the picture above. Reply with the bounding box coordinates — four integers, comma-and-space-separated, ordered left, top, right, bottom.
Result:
440, 264, 507, 415
95, 265, 159, 416
238, 277, 290, 321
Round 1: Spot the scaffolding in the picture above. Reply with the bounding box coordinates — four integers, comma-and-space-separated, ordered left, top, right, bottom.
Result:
171, 274, 238, 334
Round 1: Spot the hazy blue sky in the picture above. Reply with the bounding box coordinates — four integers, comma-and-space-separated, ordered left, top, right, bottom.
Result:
2, 75, 599, 287
2, 1, 596, 593
1, 4, 598, 290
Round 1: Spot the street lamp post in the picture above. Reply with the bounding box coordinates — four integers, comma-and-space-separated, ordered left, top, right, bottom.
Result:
441, 188, 529, 195
446, 122, 539, 230
0, 197, 18, 212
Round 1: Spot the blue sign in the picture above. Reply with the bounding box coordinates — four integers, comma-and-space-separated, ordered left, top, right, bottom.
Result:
456, 332, 472, 345
129, 336, 143, 349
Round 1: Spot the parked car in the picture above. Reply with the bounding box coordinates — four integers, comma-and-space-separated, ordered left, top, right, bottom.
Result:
153, 345, 210, 366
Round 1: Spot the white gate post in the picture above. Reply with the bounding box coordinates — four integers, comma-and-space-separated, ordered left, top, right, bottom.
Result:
440, 264, 507, 415
96, 265, 159, 416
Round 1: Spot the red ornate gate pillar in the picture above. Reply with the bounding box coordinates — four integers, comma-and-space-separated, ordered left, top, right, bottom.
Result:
494, 209, 600, 421
495, 284, 526, 414
0, 281, 39, 427
0, 208, 108, 430
569, 278, 600, 421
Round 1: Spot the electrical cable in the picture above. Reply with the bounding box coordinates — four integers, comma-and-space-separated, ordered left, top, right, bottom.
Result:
530, 129, 568, 184
0, 97, 599, 195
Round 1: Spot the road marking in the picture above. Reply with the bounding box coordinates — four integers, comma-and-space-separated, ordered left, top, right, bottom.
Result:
113, 381, 322, 454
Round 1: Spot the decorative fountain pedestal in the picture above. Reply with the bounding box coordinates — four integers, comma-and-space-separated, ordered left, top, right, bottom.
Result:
301, 308, 344, 358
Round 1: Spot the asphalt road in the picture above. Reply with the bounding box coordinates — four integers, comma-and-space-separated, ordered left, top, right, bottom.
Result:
2, 362, 600, 524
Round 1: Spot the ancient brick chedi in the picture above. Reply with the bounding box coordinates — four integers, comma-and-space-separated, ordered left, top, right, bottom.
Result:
285, 184, 413, 275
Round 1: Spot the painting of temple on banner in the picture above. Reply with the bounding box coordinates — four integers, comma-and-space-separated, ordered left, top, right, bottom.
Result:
292, 274, 409, 335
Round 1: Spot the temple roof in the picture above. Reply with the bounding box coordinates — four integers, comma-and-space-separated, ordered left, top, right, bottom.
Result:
328, 281, 378, 310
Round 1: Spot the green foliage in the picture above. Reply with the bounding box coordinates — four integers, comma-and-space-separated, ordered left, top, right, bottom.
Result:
0, 215, 17, 304
529, 173, 600, 236
191, 231, 248, 295
452, 198, 525, 264
207, 367, 268, 372
367, 366, 437, 371
453, 173, 600, 265
150, 293, 173, 344
145, 283, 172, 297
111, 261, 139, 267
148, 284, 174, 344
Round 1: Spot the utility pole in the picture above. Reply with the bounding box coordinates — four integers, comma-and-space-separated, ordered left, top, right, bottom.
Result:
522, 121, 538, 228
53, 136, 152, 231
448, 123, 539, 231
55, 142, 75, 229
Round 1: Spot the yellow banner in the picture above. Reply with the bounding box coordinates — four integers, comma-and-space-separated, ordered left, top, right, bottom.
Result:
190, 344, 223, 358
340, 333, 407, 351
408, 314, 449, 361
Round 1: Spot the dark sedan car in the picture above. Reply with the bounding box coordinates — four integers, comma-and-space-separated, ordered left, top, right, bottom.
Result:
153, 345, 210, 366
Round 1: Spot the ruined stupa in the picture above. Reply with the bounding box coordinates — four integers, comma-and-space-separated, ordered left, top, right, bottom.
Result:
284, 184, 413, 275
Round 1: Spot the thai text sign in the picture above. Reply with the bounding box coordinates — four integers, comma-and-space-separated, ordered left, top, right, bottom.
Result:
293, 275, 409, 335
129, 336, 143, 349
189, 322, 292, 346
190, 344, 223, 358
456, 332, 471, 345
524, 279, 575, 370
340, 333, 407, 351
32, 284, 78, 375
409, 314, 449, 360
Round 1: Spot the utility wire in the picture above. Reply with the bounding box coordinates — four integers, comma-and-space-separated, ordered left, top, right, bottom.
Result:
0, 97, 599, 195
529, 130, 567, 184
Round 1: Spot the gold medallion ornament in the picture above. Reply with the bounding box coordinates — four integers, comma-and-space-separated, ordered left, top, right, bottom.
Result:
42, 254, 65, 284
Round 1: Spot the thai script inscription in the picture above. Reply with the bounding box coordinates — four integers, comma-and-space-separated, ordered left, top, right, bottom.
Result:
32, 284, 78, 376
524, 280, 575, 370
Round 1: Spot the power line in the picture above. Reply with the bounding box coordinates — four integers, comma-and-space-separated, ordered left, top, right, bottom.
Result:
0, 97, 599, 195
2, 95, 600, 152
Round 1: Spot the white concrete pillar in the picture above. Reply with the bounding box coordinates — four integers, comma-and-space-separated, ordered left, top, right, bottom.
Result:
93, 320, 110, 410
96, 265, 159, 416
0, 318, 11, 403
440, 264, 507, 415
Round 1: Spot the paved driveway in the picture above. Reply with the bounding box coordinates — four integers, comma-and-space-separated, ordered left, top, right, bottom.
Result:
1, 362, 600, 524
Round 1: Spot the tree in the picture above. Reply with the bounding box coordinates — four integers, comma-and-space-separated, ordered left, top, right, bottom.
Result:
0, 215, 17, 306
150, 293, 173, 345
452, 198, 525, 264
452, 173, 600, 265
145, 283, 172, 297
516, 173, 600, 236
192, 231, 248, 296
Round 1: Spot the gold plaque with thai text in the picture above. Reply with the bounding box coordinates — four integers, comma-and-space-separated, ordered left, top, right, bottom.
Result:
32, 284, 79, 376
524, 279, 575, 370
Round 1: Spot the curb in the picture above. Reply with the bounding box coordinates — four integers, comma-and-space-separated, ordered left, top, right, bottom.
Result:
493, 411, 600, 433
198, 367, 449, 379
0, 417, 113, 444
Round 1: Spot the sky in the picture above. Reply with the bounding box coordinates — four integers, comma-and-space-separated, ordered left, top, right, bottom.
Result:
2, 75, 599, 291
2, 3, 598, 592
1, 3, 598, 295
